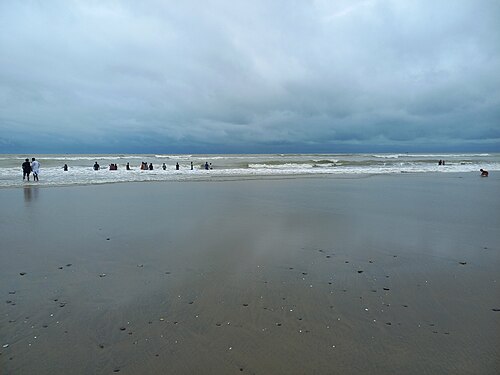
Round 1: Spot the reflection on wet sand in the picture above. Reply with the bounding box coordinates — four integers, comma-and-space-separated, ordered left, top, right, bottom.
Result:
23, 186, 39, 202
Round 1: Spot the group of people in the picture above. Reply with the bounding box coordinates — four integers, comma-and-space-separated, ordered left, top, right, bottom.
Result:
91, 161, 201, 171
21, 158, 40, 182
438, 160, 446, 165
140, 162, 154, 170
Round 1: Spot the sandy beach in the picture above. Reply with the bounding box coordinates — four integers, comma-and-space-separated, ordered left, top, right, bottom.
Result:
1, 173, 499, 374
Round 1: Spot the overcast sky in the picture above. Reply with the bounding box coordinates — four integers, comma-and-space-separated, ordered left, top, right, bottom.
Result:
1, 0, 499, 153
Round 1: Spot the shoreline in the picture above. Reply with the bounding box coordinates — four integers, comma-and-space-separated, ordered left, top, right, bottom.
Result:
1, 170, 492, 190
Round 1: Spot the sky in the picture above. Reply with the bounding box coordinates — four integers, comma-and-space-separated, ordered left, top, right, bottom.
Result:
1, 0, 499, 154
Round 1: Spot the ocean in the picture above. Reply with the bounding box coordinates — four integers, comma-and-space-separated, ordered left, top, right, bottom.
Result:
1, 153, 498, 188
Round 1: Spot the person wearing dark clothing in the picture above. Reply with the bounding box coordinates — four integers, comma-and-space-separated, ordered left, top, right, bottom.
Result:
93, 162, 100, 171
126, 163, 131, 170
63, 164, 68, 171
205, 162, 209, 170
176, 163, 179, 170
190, 162, 193, 170
149, 163, 154, 170
22, 159, 31, 181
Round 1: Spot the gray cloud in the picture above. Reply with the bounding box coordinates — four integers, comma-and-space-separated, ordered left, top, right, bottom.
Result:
1, 0, 499, 153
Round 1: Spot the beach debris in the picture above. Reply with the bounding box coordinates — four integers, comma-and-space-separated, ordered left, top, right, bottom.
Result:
357, 270, 363, 274
66, 264, 72, 267
165, 271, 171, 274
106, 238, 110, 241
99, 344, 105, 349
383, 288, 390, 291
8, 291, 15, 294
137, 264, 143, 268
492, 308, 500, 312
19, 272, 26, 276
99, 273, 106, 278
58, 267, 63, 270
6, 300, 12, 304
119, 327, 126, 331
459, 262, 467, 265
2, 344, 9, 348
242, 303, 249, 307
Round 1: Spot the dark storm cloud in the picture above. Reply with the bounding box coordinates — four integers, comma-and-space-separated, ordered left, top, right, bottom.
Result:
0, 0, 499, 153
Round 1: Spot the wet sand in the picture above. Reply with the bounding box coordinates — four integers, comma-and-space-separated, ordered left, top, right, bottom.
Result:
1, 174, 499, 374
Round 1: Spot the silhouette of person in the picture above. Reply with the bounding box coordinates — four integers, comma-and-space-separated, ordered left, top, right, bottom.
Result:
63, 164, 68, 171
480, 169, 489, 177
176, 162, 179, 170
94, 162, 100, 170
190, 162, 193, 170
22, 158, 31, 181
149, 163, 154, 170
162, 163, 167, 170
126, 162, 131, 170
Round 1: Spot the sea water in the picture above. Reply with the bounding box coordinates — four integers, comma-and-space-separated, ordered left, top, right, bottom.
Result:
0, 153, 498, 188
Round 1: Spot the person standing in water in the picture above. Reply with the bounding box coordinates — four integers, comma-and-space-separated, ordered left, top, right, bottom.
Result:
22, 158, 31, 181
93, 162, 100, 170
31, 158, 40, 181
190, 161, 193, 170
63, 164, 68, 171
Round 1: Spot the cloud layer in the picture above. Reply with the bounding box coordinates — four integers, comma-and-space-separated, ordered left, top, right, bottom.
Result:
1, 0, 499, 153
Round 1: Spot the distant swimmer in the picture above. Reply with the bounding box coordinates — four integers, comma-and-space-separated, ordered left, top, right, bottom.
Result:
22, 158, 31, 181
480, 169, 489, 177
93, 162, 100, 170
63, 164, 68, 171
